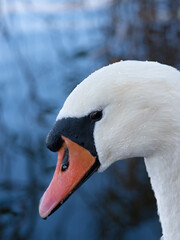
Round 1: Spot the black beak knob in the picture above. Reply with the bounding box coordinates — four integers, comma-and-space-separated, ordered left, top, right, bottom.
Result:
46, 122, 64, 152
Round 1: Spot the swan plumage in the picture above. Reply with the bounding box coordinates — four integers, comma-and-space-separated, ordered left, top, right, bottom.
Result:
58, 61, 180, 172
40, 61, 180, 240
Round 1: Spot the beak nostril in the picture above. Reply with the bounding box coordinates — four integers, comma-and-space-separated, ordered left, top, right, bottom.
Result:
61, 164, 68, 171
61, 148, 69, 172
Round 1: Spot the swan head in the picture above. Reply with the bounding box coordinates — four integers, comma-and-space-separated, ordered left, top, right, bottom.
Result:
39, 60, 180, 219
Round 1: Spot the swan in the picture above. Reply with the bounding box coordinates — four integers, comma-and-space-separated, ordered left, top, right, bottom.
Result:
39, 60, 180, 240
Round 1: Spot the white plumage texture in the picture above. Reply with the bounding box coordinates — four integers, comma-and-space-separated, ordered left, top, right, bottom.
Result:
58, 60, 180, 170
57, 60, 180, 240
58, 60, 180, 119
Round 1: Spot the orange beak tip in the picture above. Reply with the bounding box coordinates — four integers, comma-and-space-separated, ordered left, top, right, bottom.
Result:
39, 195, 51, 219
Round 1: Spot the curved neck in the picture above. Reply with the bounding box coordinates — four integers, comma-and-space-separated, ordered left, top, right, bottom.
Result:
144, 149, 180, 240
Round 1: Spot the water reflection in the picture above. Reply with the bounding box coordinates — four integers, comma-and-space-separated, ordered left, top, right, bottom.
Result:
0, 0, 179, 239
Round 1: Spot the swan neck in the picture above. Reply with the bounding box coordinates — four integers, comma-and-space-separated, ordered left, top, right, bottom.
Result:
144, 150, 180, 240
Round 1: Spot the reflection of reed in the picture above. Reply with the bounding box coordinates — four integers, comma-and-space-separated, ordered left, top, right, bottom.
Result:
0, 0, 179, 239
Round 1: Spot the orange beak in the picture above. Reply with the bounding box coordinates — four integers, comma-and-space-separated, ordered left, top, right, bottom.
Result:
39, 136, 98, 219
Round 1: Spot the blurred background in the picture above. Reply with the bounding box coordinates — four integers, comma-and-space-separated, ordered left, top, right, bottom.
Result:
0, 0, 180, 239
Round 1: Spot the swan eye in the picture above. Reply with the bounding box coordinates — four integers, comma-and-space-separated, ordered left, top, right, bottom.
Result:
89, 110, 102, 121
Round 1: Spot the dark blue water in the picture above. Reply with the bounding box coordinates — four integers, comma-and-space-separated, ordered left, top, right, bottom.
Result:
0, 0, 179, 239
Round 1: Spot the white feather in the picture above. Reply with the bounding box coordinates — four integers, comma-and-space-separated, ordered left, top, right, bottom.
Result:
57, 60, 180, 240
